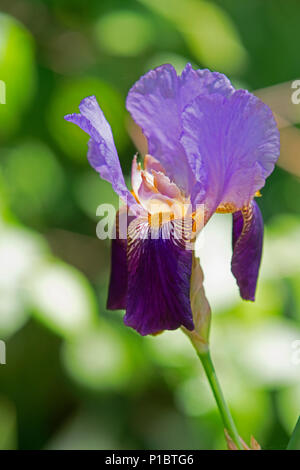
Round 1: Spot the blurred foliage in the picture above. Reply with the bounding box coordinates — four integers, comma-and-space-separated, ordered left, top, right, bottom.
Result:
0, 397, 17, 449
48, 77, 129, 162
0, 0, 300, 451
2, 140, 65, 224
139, 0, 248, 74
94, 10, 155, 57
0, 13, 36, 139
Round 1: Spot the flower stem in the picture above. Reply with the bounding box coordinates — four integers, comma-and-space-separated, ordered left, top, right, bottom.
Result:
197, 348, 243, 450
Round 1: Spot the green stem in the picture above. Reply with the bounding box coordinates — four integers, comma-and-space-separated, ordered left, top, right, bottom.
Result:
197, 348, 243, 450
287, 416, 300, 450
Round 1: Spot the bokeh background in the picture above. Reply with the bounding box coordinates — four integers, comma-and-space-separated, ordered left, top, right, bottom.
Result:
0, 0, 300, 450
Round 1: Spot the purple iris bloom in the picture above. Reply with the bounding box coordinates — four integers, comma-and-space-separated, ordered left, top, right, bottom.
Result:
65, 64, 280, 336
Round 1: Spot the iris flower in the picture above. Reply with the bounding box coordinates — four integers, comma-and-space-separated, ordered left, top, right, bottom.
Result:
65, 64, 280, 336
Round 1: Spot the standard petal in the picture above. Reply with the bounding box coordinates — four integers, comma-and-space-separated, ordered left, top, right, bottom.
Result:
65, 96, 136, 206
124, 218, 194, 335
126, 64, 234, 194
179, 63, 234, 105
231, 201, 263, 301
181, 90, 280, 215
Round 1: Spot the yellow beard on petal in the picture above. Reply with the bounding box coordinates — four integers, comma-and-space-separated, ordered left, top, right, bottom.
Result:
215, 202, 238, 214
215, 191, 262, 215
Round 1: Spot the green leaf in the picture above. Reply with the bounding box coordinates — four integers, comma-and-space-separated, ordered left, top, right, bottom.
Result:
0, 398, 17, 450
287, 416, 300, 450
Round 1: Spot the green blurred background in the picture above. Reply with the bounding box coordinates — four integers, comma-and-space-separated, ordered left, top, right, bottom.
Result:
0, 0, 300, 450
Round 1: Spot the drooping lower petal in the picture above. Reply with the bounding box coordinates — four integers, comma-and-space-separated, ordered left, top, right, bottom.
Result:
65, 96, 136, 207
124, 218, 194, 335
231, 201, 263, 301
107, 234, 127, 310
107, 208, 129, 310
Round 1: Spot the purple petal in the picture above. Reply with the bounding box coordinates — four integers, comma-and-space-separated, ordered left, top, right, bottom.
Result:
124, 218, 194, 336
65, 96, 136, 207
181, 90, 280, 214
180, 63, 234, 104
107, 229, 127, 311
107, 208, 135, 310
231, 200, 263, 301
107, 234, 127, 310
126, 64, 234, 194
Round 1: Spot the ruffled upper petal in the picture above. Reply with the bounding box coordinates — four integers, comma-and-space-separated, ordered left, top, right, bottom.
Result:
65, 96, 136, 207
180, 90, 280, 215
126, 63, 234, 195
231, 201, 263, 301
179, 63, 234, 105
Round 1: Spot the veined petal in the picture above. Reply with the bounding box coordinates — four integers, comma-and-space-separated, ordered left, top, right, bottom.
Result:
107, 234, 127, 310
107, 208, 130, 310
231, 201, 263, 301
65, 96, 136, 207
124, 218, 194, 336
179, 63, 234, 105
181, 90, 280, 215
126, 63, 234, 194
